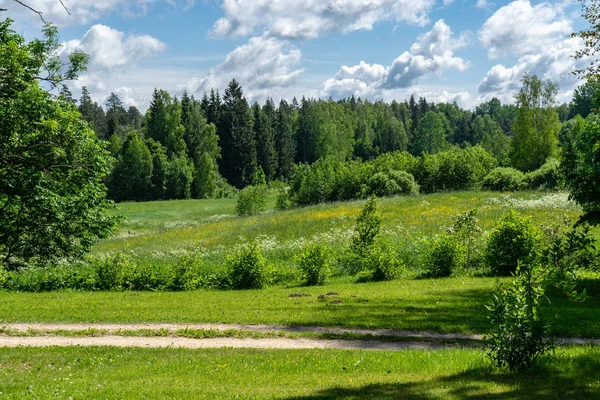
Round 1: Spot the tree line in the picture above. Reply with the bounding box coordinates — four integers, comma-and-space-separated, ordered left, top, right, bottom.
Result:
69, 75, 600, 203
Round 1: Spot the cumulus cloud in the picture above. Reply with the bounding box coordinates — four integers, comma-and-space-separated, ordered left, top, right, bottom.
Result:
211, 0, 435, 39
57, 25, 166, 108
477, 0, 587, 103
0, 0, 194, 27
60, 25, 166, 71
479, 0, 572, 59
321, 20, 470, 99
177, 35, 304, 100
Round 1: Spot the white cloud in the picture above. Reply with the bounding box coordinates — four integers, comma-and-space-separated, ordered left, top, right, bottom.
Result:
60, 25, 166, 71
321, 20, 470, 99
476, 0, 487, 8
211, 0, 435, 39
479, 0, 572, 59
0, 0, 194, 27
57, 24, 167, 109
477, 0, 587, 103
177, 35, 304, 100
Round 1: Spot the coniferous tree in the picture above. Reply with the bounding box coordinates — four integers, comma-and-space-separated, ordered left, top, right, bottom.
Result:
296, 97, 318, 163
275, 99, 296, 180
219, 79, 256, 188
146, 138, 169, 200
59, 84, 76, 104
78, 86, 94, 122
127, 106, 142, 131
207, 88, 221, 126
105, 92, 127, 138
253, 102, 278, 183
146, 88, 169, 146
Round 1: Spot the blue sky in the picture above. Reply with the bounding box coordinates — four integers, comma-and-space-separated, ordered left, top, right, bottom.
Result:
0, 0, 590, 110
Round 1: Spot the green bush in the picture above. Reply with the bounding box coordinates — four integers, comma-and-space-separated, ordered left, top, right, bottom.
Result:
236, 185, 267, 216
424, 234, 463, 278
368, 170, 419, 197
93, 253, 133, 290
275, 187, 291, 210
227, 244, 269, 290
369, 245, 404, 281
297, 243, 330, 286
345, 196, 383, 274
482, 167, 526, 191
525, 157, 564, 190
485, 262, 554, 371
485, 211, 540, 276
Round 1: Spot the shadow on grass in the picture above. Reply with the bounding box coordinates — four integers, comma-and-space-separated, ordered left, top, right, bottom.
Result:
284, 351, 600, 400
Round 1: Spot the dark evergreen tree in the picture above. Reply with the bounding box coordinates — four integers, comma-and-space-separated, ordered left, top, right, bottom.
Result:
253, 103, 278, 183
207, 88, 221, 126
296, 97, 318, 163
105, 92, 127, 138
59, 84, 76, 104
219, 79, 256, 188
146, 138, 169, 200
275, 99, 296, 180
146, 88, 169, 146
127, 106, 142, 131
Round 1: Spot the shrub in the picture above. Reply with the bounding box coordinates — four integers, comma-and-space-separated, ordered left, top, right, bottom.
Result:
92, 253, 133, 290
368, 170, 419, 197
236, 185, 267, 216
485, 211, 540, 276
275, 187, 291, 210
297, 243, 330, 286
227, 244, 269, 290
482, 167, 526, 191
485, 262, 554, 371
525, 157, 564, 190
369, 245, 404, 281
450, 209, 483, 270
425, 234, 463, 278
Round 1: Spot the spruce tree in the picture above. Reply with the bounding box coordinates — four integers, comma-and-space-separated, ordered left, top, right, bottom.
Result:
109, 132, 153, 202
219, 79, 256, 188
275, 99, 296, 180
105, 92, 127, 138
253, 102, 278, 183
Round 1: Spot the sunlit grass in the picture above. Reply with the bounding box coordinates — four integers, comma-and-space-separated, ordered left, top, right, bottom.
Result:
0, 345, 598, 399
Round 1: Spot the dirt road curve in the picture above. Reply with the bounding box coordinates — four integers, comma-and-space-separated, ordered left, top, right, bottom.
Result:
1, 323, 597, 349
0, 336, 445, 350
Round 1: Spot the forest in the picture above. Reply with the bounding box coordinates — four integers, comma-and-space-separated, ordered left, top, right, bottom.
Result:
71, 74, 595, 203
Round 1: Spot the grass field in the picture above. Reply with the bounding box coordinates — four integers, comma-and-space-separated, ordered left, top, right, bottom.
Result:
95, 191, 585, 273
0, 345, 598, 399
2, 277, 599, 337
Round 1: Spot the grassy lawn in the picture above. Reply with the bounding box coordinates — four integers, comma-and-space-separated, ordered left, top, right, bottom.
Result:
2, 277, 599, 338
0, 345, 598, 399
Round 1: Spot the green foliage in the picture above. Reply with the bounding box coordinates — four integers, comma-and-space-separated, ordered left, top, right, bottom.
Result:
412, 111, 449, 155
485, 211, 540, 276
368, 244, 404, 282
450, 209, 483, 270
474, 114, 511, 166
484, 262, 554, 371
482, 167, 526, 191
424, 234, 463, 278
166, 156, 194, 200
275, 187, 292, 210
93, 253, 132, 290
561, 114, 600, 218
351, 196, 383, 258
510, 74, 561, 172
524, 157, 564, 190
236, 185, 267, 216
297, 243, 330, 286
110, 132, 153, 201
368, 170, 419, 197
227, 244, 269, 290
0, 19, 118, 270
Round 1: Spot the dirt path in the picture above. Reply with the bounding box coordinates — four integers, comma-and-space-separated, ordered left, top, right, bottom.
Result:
1, 323, 597, 350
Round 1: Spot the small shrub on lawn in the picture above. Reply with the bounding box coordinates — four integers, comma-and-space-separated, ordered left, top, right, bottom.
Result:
425, 234, 463, 278
345, 195, 383, 274
485, 261, 554, 371
485, 211, 540, 276
297, 243, 330, 286
482, 167, 526, 191
236, 185, 267, 216
227, 244, 270, 290
275, 187, 292, 210
449, 209, 483, 270
369, 245, 405, 282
